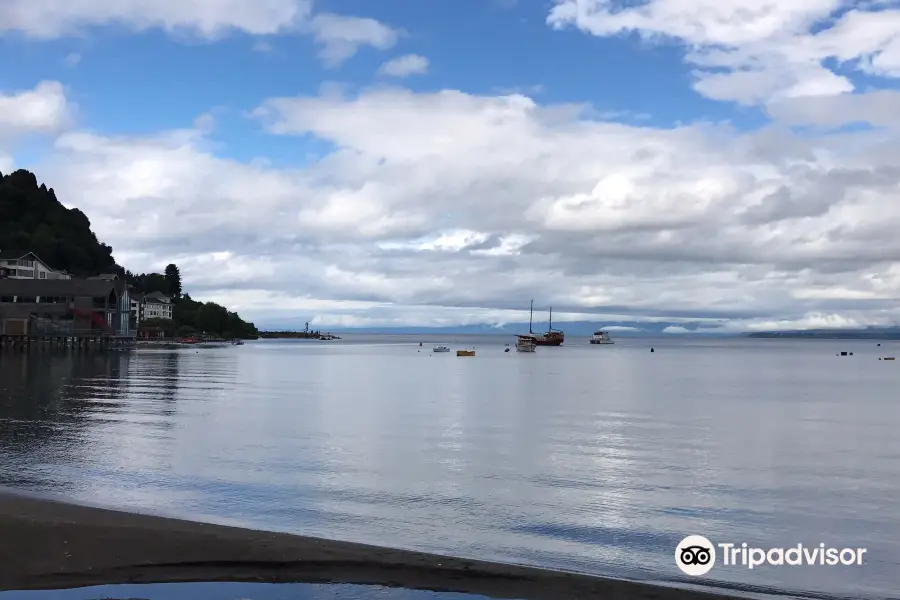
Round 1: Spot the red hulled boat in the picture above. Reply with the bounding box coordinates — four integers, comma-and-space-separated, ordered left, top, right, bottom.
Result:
525, 299, 565, 346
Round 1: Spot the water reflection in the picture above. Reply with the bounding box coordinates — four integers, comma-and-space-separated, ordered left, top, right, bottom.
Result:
0, 339, 898, 599
0, 583, 503, 600
0, 350, 187, 506
0, 352, 129, 492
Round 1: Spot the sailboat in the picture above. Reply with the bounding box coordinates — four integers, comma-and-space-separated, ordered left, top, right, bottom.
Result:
521, 300, 565, 347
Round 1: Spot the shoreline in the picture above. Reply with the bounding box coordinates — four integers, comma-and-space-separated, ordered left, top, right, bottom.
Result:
0, 492, 739, 599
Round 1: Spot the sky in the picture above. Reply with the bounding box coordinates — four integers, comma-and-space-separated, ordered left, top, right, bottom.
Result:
2, 0, 900, 333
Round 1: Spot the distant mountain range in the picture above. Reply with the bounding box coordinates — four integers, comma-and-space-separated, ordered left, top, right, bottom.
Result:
747, 327, 900, 339
259, 320, 731, 337
258, 320, 900, 340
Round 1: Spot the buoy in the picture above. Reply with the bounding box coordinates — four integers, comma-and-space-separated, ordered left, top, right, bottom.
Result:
650, 348, 655, 352
504, 348, 510, 352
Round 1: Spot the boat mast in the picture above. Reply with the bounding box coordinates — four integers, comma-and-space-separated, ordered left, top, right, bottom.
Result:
548, 306, 553, 333
529, 299, 534, 334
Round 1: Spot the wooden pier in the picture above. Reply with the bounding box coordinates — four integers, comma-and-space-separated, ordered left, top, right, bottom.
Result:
0, 333, 135, 352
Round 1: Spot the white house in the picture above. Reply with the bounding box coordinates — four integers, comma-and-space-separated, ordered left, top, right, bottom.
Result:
131, 291, 174, 326
0, 251, 71, 280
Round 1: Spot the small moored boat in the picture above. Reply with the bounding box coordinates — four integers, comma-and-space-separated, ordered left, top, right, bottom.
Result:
457, 349, 475, 357
433, 345, 450, 353
590, 330, 614, 344
515, 334, 537, 353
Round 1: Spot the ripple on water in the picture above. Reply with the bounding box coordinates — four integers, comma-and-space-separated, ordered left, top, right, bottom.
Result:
0, 339, 898, 600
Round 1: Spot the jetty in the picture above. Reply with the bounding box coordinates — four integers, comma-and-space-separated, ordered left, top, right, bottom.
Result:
0, 277, 136, 352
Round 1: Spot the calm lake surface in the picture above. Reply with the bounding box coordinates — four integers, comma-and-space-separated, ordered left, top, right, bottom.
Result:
1, 335, 898, 599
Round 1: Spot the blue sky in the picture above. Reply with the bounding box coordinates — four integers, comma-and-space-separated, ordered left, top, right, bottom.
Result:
1, 0, 740, 139
2, 0, 900, 333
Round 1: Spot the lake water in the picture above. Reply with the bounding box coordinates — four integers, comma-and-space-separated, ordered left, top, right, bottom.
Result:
1, 335, 898, 600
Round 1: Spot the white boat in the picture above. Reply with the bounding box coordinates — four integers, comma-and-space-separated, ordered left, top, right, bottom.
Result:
590, 330, 614, 344
515, 334, 537, 352
433, 345, 450, 353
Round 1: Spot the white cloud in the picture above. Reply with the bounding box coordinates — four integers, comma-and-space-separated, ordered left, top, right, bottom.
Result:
64, 52, 81, 66
0, 0, 313, 38
3, 5, 900, 333
662, 326, 690, 334
0, 81, 71, 140
767, 90, 900, 128
378, 54, 430, 78
13, 84, 900, 332
548, 1, 900, 106
192, 113, 216, 133
0, 1, 401, 67
307, 13, 401, 68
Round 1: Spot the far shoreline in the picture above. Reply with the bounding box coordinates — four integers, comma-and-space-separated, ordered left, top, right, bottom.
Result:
0, 491, 740, 600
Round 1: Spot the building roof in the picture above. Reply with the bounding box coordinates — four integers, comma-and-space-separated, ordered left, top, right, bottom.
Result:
143, 291, 172, 302
88, 273, 119, 281
0, 277, 123, 297
0, 250, 49, 266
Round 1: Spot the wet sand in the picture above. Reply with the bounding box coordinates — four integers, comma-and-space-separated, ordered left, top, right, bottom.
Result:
0, 492, 736, 599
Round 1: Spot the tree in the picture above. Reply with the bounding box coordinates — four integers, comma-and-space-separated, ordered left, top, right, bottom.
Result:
164, 263, 182, 298
175, 324, 197, 337
1, 169, 258, 338
0, 169, 117, 276
132, 273, 170, 295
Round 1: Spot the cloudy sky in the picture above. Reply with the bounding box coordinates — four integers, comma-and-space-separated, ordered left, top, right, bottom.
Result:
2, 0, 900, 332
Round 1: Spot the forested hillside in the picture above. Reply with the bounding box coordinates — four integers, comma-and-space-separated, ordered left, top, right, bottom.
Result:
0, 169, 258, 338
0, 169, 117, 276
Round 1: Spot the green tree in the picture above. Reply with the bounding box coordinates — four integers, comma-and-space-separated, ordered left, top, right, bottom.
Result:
164, 263, 182, 298
1, 169, 259, 339
132, 273, 170, 295
0, 170, 117, 275
175, 324, 197, 337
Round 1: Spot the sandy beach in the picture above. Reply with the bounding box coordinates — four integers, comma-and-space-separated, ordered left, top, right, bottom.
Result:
0, 491, 740, 599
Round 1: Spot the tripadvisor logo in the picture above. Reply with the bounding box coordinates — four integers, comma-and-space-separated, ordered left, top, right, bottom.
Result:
676, 535, 716, 576
675, 535, 867, 576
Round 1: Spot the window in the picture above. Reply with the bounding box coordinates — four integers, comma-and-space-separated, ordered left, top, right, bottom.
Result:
0, 296, 13, 303
39, 271, 46, 279
16, 269, 34, 278
17, 259, 34, 267
15, 296, 37, 303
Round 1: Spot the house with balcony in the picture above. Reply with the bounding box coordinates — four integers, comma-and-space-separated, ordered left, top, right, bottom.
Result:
0, 277, 133, 338
130, 291, 174, 327
0, 251, 72, 280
